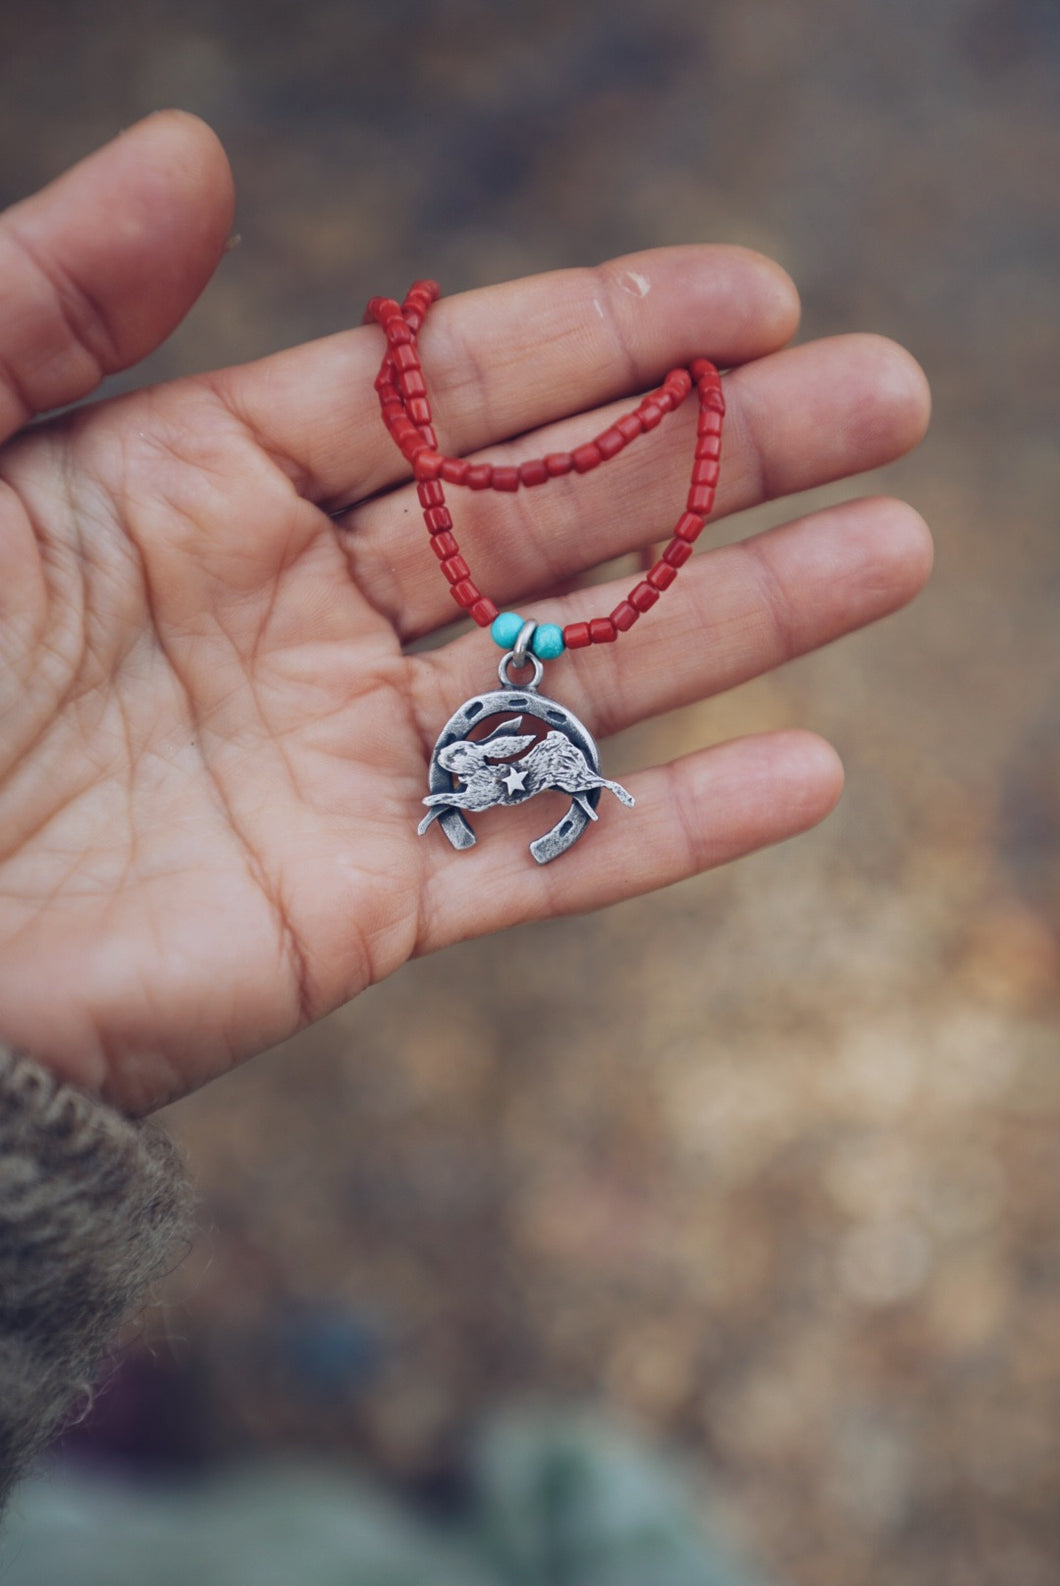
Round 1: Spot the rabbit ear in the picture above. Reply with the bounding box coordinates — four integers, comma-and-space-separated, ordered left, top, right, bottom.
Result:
482, 734, 536, 760
480, 715, 526, 744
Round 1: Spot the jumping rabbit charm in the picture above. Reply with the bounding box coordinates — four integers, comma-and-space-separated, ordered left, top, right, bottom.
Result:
419, 651, 634, 864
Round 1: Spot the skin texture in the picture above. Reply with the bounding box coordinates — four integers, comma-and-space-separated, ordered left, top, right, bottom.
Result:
0, 112, 932, 1115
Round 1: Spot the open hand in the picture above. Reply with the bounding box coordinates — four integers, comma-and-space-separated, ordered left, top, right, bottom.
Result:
0, 113, 931, 1112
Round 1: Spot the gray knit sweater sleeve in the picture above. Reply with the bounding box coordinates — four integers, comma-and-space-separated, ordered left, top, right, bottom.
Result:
0, 1046, 193, 1507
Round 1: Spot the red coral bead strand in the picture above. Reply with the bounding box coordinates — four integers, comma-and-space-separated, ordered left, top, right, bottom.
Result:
368, 289, 498, 628
365, 284, 724, 645
568, 357, 724, 649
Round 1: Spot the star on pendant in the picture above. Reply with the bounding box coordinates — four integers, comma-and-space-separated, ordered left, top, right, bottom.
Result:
502, 766, 529, 795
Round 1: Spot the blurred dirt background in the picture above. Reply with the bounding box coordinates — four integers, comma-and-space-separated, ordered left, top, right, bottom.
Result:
3, 1, 1059, 1583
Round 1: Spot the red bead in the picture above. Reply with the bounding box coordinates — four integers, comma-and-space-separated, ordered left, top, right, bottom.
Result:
572, 443, 603, 473
564, 621, 591, 648
663, 539, 693, 567
589, 617, 616, 643
430, 531, 459, 560
386, 319, 412, 345
687, 483, 715, 513
639, 402, 664, 430
595, 427, 626, 460
611, 600, 639, 631
406, 279, 440, 306
391, 344, 418, 371
648, 559, 677, 591
399, 369, 427, 398
545, 452, 573, 476
701, 386, 725, 414
690, 357, 716, 381
369, 296, 402, 324
450, 579, 480, 609
466, 463, 493, 490
492, 466, 519, 492
441, 554, 470, 584
674, 511, 705, 542
697, 410, 722, 435
408, 396, 432, 427
424, 505, 452, 532
518, 459, 549, 487
441, 458, 470, 485
630, 582, 659, 613
413, 449, 443, 480
418, 480, 445, 506
666, 368, 692, 399
653, 388, 675, 413
470, 597, 498, 626
420, 423, 438, 448
693, 457, 719, 486
695, 434, 721, 459
616, 413, 644, 442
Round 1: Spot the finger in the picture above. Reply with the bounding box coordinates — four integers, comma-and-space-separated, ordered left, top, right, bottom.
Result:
216, 245, 800, 503
412, 495, 933, 743
416, 730, 843, 950
0, 111, 234, 442
344, 333, 930, 641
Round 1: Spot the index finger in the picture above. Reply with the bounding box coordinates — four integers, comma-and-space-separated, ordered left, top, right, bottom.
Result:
212, 245, 800, 508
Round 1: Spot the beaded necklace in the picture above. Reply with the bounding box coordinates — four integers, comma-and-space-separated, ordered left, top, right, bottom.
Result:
367, 280, 725, 863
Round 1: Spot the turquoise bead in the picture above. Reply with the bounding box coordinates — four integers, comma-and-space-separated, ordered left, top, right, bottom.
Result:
532, 623, 565, 660
490, 611, 524, 649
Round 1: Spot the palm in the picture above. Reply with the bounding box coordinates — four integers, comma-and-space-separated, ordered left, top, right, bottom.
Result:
0, 115, 930, 1112
0, 386, 435, 1111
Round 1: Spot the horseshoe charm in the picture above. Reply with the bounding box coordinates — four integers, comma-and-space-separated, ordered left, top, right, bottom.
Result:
418, 652, 634, 864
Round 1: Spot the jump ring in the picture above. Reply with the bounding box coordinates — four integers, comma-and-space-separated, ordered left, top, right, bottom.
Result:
498, 650, 544, 690
511, 619, 538, 669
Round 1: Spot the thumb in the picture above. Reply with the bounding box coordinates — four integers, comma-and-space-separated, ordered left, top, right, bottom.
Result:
0, 110, 234, 443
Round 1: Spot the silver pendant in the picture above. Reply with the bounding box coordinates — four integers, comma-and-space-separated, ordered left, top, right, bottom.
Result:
418, 651, 634, 864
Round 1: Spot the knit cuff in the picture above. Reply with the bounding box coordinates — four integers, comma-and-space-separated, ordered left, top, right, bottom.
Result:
0, 1047, 193, 1506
